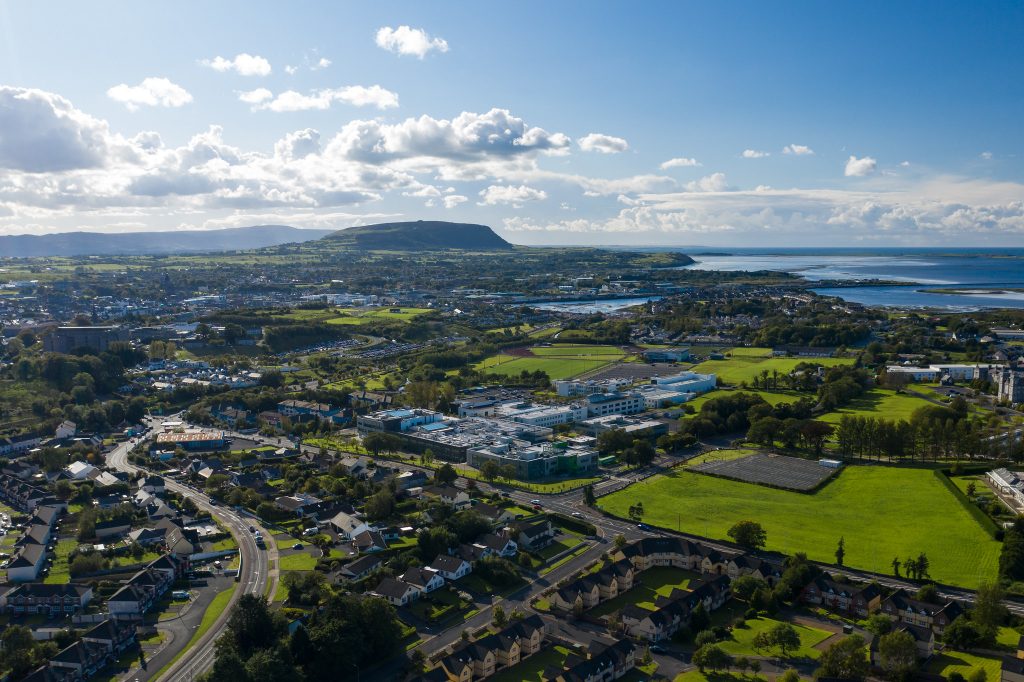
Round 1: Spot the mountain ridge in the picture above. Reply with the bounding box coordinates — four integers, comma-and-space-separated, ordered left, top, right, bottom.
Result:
0, 225, 335, 258
324, 221, 513, 251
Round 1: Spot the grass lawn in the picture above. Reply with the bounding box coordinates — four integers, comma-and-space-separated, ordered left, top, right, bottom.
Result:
675, 673, 771, 682
685, 391, 807, 414
725, 347, 775, 358
536, 533, 584, 561
474, 354, 618, 381
590, 567, 698, 617
325, 307, 433, 325
691, 356, 854, 386
461, 573, 527, 596
489, 645, 573, 682
926, 649, 1001, 681
43, 538, 79, 584
817, 388, 936, 424
278, 552, 319, 571
599, 465, 999, 588
530, 344, 627, 357
406, 589, 469, 623
717, 616, 832, 659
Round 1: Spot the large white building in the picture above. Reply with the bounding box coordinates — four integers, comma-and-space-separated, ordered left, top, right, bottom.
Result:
585, 392, 646, 417
997, 368, 1024, 404
492, 401, 589, 428
652, 371, 717, 394
554, 377, 631, 398
885, 364, 1001, 383
988, 468, 1024, 507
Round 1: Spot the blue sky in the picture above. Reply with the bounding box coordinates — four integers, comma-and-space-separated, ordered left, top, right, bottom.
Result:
0, 1, 1021, 246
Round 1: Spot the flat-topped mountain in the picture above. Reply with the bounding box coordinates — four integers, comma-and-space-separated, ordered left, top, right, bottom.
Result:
0, 225, 334, 258
324, 221, 513, 251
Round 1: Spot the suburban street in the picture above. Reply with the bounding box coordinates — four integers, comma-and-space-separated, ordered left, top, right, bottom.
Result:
105, 418, 279, 682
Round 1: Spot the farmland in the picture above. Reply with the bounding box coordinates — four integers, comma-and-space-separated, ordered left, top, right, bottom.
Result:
598, 465, 999, 588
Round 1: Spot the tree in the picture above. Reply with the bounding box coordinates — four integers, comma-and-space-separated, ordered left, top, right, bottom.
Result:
915, 583, 939, 604
779, 669, 801, 682
480, 460, 501, 483
221, 594, 284, 659
365, 489, 395, 521
614, 534, 626, 549
966, 481, 977, 497
628, 502, 645, 523
891, 557, 901, 577
692, 644, 732, 673
731, 575, 767, 603
971, 582, 1007, 639
770, 623, 802, 658
583, 484, 596, 506
727, 520, 767, 550
492, 604, 508, 627
835, 537, 845, 567
435, 463, 458, 485
967, 668, 988, 682
878, 630, 918, 681
816, 634, 869, 681
916, 552, 930, 579
865, 614, 894, 636
417, 526, 457, 563
944, 616, 986, 650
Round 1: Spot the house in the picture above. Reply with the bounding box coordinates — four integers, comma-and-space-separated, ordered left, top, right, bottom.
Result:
435, 652, 476, 682
81, 618, 137, 657
606, 558, 636, 591
395, 469, 430, 490
1, 583, 93, 617
427, 555, 473, 581
402, 567, 446, 593
330, 510, 371, 540
504, 614, 547, 656
880, 589, 963, 635
448, 641, 496, 679
622, 602, 685, 642
558, 639, 637, 681
338, 456, 371, 479
339, 554, 384, 581
55, 420, 77, 440
618, 536, 707, 572
423, 485, 472, 510
65, 460, 97, 480
801, 577, 881, 617
17, 523, 53, 548
128, 527, 167, 547
472, 503, 517, 526
353, 530, 388, 553
478, 532, 518, 558
136, 475, 165, 494
371, 577, 421, 606
870, 622, 936, 662
48, 640, 108, 679
275, 494, 322, 517
7, 543, 47, 582
94, 518, 132, 540
552, 576, 602, 612
515, 518, 556, 551
1001, 635, 1024, 682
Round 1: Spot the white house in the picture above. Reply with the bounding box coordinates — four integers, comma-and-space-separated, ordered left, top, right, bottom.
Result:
65, 461, 97, 481
427, 555, 473, 581
55, 421, 77, 440
329, 510, 371, 540
401, 567, 446, 593
371, 577, 421, 606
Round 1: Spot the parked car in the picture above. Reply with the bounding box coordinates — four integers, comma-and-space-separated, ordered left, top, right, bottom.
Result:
292, 543, 304, 550
571, 512, 582, 518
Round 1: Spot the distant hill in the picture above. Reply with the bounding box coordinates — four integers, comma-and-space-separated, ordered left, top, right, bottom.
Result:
0, 225, 334, 258
324, 221, 513, 251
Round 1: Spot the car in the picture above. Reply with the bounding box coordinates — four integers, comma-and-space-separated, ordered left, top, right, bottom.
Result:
650, 645, 666, 654
637, 523, 648, 530
248, 526, 256, 532
500, 492, 512, 498
292, 543, 304, 550
571, 511, 583, 518
532, 504, 543, 511
530, 499, 541, 505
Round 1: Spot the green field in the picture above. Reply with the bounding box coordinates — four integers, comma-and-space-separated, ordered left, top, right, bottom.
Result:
817, 388, 936, 424
598, 465, 999, 588
717, 616, 833, 659
724, 347, 775, 358
691, 356, 854, 386
927, 649, 1001, 681
685, 390, 806, 413
324, 307, 434, 325
475, 353, 619, 381
529, 344, 627, 357
278, 552, 319, 571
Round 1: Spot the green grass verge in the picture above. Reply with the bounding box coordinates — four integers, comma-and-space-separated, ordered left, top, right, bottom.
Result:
599, 465, 1000, 588
717, 616, 832, 659
152, 584, 237, 679
817, 388, 936, 424
278, 552, 319, 571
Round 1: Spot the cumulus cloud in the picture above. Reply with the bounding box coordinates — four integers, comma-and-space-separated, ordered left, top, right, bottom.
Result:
238, 88, 273, 104
375, 26, 449, 58
107, 78, 192, 111
478, 184, 547, 206
782, 144, 814, 156
201, 53, 272, 76
844, 155, 877, 177
443, 194, 468, 209
273, 128, 321, 161
685, 172, 729, 192
742, 149, 769, 159
578, 133, 628, 154
254, 85, 399, 112
0, 87, 111, 172
660, 157, 701, 169
313, 57, 331, 70
980, 151, 993, 160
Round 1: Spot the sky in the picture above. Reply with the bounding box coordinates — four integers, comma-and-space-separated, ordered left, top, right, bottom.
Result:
0, 1, 1022, 247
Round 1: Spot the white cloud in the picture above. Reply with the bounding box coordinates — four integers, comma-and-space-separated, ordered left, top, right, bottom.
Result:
980, 151, 993, 160
578, 133, 628, 154
660, 157, 701, 169
375, 26, 449, 58
313, 57, 331, 70
285, 65, 299, 76
685, 172, 729, 192
238, 88, 273, 104
443, 194, 468, 209
782, 144, 814, 156
201, 53, 272, 76
255, 85, 399, 112
742, 149, 769, 159
900, 161, 911, 167
478, 184, 548, 206
844, 155, 877, 177
0, 87, 111, 172
106, 77, 192, 111
273, 128, 321, 161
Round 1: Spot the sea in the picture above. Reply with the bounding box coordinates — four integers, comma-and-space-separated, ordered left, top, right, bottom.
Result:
671, 247, 1024, 311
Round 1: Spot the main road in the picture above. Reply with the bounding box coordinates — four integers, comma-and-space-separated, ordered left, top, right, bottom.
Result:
105, 418, 279, 681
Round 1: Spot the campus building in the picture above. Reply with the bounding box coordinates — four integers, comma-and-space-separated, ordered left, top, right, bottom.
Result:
466, 441, 599, 480
43, 326, 129, 354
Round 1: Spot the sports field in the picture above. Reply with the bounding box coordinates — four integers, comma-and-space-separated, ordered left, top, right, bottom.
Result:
691, 355, 854, 386
475, 344, 626, 381
817, 388, 935, 424
598, 465, 999, 588
684, 390, 805, 413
